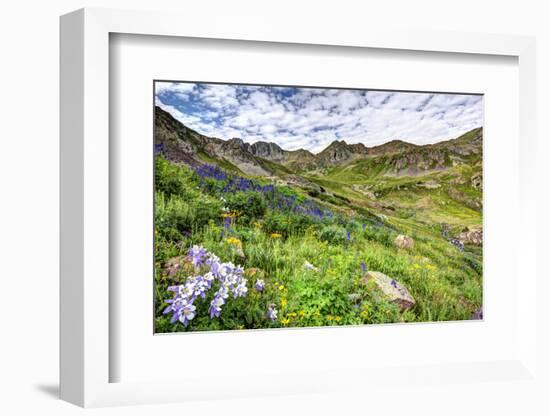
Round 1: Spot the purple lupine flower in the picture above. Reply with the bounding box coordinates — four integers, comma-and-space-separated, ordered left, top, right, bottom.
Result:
255, 279, 265, 291
267, 304, 278, 321
189, 245, 207, 269
360, 262, 367, 273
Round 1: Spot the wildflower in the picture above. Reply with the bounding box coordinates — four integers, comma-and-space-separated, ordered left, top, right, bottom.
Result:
223, 216, 232, 229
281, 298, 287, 308
254, 279, 265, 291
360, 262, 367, 273
334, 316, 342, 322
226, 237, 242, 247
209, 293, 225, 318
413, 263, 421, 269
391, 279, 398, 288
278, 284, 285, 291
233, 280, 248, 298
281, 317, 290, 326
189, 245, 207, 269
270, 232, 282, 239
179, 302, 196, 326
165, 246, 248, 324
327, 315, 334, 321
267, 304, 278, 321
299, 310, 305, 317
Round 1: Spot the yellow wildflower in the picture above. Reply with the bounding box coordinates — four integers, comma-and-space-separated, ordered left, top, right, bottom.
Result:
288, 312, 297, 318
413, 263, 421, 269
334, 316, 342, 322
270, 232, 282, 239
281, 317, 290, 326
281, 298, 287, 308
426, 264, 436, 270
226, 237, 242, 247
327, 315, 334, 321
299, 310, 305, 317
278, 284, 285, 291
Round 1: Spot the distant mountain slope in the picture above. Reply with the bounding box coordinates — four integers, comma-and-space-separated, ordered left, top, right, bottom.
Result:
155, 105, 482, 178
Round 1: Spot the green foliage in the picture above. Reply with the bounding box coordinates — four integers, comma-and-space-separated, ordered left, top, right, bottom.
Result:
318, 225, 348, 245
226, 191, 267, 221
155, 156, 195, 197
154, 156, 483, 332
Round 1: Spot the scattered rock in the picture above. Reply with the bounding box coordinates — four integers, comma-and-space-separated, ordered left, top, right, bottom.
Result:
164, 255, 194, 278
303, 261, 319, 272
417, 180, 441, 189
233, 245, 246, 261
364, 271, 416, 311
471, 172, 483, 190
394, 234, 414, 249
471, 307, 483, 320
458, 227, 483, 246
347, 293, 362, 304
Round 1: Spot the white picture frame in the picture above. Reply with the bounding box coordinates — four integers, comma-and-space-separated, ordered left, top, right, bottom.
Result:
60, 7, 538, 408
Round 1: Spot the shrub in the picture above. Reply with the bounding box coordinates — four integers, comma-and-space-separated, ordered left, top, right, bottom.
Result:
264, 211, 289, 235
226, 191, 267, 221
318, 225, 348, 244
155, 156, 195, 197
155, 192, 222, 241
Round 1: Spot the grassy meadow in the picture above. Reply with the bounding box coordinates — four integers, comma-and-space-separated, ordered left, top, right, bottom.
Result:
154, 153, 483, 332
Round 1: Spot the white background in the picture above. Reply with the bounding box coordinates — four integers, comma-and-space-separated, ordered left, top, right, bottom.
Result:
1, 1, 549, 415
112, 34, 519, 384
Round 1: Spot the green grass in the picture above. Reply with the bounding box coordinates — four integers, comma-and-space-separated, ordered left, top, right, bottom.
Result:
154, 155, 482, 332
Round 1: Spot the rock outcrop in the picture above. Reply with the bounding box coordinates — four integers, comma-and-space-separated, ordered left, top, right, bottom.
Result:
364, 271, 416, 311
394, 234, 414, 249
458, 227, 483, 246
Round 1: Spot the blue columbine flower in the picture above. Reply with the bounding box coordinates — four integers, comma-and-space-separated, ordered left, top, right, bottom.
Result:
267, 304, 278, 321
189, 245, 207, 269
164, 247, 248, 325
255, 279, 265, 291
178, 302, 196, 326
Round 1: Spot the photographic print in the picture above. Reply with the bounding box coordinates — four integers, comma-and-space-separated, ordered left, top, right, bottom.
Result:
154, 81, 483, 333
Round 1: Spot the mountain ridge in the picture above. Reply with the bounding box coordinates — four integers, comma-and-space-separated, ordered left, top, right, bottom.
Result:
155, 106, 482, 177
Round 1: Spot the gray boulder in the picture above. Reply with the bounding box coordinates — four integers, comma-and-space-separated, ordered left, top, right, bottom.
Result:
364, 271, 416, 311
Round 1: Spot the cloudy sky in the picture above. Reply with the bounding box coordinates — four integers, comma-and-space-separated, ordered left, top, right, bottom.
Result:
155, 82, 483, 154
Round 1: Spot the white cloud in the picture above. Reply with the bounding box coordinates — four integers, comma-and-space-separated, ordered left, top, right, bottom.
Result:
155, 83, 483, 153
